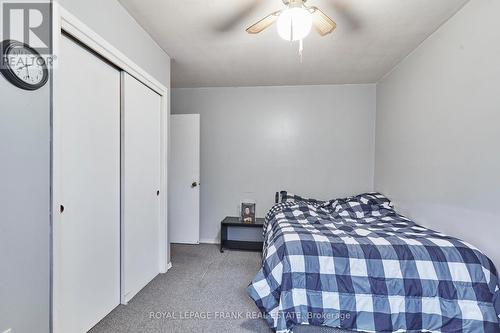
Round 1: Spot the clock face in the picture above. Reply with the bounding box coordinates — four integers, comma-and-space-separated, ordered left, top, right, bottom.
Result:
8, 45, 46, 85
1, 40, 49, 90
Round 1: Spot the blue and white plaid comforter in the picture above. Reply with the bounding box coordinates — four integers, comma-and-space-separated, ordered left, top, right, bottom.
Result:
247, 193, 500, 333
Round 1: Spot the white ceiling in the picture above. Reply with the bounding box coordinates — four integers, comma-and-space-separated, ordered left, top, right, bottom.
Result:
118, 0, 468, 88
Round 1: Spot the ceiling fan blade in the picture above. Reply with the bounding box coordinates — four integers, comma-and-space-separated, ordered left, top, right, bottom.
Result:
216, 0, 266, 32
246, 11, 282, 34
309, 7, 337, 36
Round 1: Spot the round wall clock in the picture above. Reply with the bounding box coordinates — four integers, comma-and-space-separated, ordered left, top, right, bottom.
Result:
1, 40, 49, 91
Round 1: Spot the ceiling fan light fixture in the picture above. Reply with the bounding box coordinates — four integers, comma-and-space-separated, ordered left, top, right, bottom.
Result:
276, 7, 312, 41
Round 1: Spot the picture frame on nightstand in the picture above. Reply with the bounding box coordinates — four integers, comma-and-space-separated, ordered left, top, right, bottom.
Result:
240, 202, 256, 224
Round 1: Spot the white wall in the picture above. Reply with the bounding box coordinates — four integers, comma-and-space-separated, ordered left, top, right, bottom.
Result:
0, 62, 51, 333
0, 1, 171, 333
172, 85, 376, 243
375, 0, 500, 268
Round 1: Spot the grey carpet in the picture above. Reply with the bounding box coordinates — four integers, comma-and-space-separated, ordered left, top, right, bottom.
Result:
89, 244, 350, 333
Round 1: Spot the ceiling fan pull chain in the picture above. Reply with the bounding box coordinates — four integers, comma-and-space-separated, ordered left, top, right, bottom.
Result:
299, 39, 304, 63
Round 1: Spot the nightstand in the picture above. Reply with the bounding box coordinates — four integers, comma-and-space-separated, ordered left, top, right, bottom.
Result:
220, 216, 265, 253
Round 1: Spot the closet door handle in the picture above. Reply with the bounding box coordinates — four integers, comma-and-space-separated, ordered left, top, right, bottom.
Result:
60, 205, 65, 214
156, 190, 160, 196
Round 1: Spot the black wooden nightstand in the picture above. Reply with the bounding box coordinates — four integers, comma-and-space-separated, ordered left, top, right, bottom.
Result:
220, 216, 265, 253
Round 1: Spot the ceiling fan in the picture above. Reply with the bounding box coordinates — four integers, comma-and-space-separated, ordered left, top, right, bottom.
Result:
214, 0, 360, 60
246, 0, 337, 41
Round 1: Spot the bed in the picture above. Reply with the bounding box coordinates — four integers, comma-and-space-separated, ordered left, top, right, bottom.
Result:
247, 192, 500, 333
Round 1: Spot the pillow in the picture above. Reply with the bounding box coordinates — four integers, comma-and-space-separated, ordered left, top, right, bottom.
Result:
334, 192, 394, 218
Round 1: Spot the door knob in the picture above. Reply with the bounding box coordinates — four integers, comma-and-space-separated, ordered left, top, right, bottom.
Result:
191, 182, 198, 188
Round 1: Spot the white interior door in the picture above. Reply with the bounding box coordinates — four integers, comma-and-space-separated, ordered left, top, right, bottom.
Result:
53, 35, 121, 333
121, 73, 162, 304
170, 114, 200, 244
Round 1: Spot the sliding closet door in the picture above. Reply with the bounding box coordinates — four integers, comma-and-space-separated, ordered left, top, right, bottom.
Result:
121, 73, 162, 303
53, 35, 121, 333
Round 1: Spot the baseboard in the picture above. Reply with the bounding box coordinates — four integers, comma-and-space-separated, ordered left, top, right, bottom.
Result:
170, 239, 219, 244
170, 241, 200, 245
199, 238, 219, 244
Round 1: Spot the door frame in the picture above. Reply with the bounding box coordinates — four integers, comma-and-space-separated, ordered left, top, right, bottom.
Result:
51, 3, 170, 331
